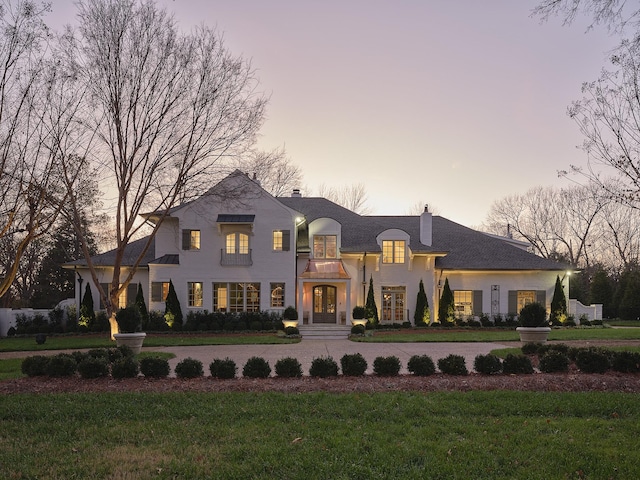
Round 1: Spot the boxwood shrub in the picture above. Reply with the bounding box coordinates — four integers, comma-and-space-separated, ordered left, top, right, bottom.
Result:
611, 351, 640, 373
175, 357, 204, 379
111, 357, 140, 379
21, 355, 50, 377
575, 348, 610, 373
473, 354, 502, 375
502, 354, 534, 374
537, 343, 570, 357
407, 355, 436, 376
437, 354, 468, 375
275, 357, 303, 378
243, 356, 272, 378
538, 351, 570, 373
78, 356, 109, 379
209, 358, 237, 379
309, 356, 339, 378
520, 343, 540, 355
140, 356, 170, 378
46, 354, 78, 377
340, 353, 368, 376
373, 356, 401, 376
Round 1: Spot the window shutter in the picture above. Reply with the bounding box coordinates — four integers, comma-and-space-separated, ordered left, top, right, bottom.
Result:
508, 290, 517, 315
182, 229, 191, 250
536, 290, 546, 306
473, 290, 483, 316
282, 230, 290, 251
127, 283, 138, 306
151, 282, 162, 302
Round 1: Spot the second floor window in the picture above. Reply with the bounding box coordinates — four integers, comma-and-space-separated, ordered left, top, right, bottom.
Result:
313, 235, 337, 258
226, 232, 249, 254
382, 240, 405, 264
182, 229, 201, 250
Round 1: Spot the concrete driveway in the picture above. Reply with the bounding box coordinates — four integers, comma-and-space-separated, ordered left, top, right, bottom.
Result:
150, 339, 513, 375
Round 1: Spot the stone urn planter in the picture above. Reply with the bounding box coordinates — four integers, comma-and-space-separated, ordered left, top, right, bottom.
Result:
516, 302, 551, 345
113, 332, 147, 355
114, 306, 145, 354
515, 326, 551, 344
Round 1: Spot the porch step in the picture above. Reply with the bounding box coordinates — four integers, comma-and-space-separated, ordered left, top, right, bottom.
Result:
299, 324, 351, 340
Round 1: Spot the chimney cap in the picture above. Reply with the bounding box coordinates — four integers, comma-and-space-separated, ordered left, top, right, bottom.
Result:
291, 188, 301, 197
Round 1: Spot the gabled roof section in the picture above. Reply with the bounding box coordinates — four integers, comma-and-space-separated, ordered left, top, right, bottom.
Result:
149, 254, 179, 265
63, 237, 156, 268
277, 196, 567, 271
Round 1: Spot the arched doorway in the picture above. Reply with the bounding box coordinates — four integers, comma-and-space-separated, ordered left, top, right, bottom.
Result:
313, 285, 337, 323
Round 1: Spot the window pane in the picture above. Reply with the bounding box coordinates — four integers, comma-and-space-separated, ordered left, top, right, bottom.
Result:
517, 291, 536, 314
270, 283, 284, 308
188, 282, 203, 307
454, 290, 473, 317
213, 283, 227, 311
238, 234, 249, 254
226, 233, 236, 254
230, 283, 244, 312
273, 231, 283, 251
190, 230, 201, 250
394, 241, 405, 263
313, 236, 325, 258
382, 240, 393, 263
326, 235, 337, 258
246, 283, 260, 312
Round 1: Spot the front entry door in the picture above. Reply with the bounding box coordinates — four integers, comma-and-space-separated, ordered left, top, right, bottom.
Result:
313, 285, 337, 323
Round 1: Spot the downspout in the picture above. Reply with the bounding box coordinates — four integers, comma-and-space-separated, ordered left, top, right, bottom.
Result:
362, 253, 367, 305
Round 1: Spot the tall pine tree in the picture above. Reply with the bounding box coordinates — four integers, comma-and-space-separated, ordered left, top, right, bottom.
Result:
590, 268, 613, 318
79, 283, 96, 329
164, 279, 183, 330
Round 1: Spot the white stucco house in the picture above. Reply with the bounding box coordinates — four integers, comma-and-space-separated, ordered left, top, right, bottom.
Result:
66, 170, 570, 328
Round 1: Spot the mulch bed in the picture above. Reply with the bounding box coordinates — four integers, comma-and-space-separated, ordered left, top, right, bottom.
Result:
2, 371, 639, 395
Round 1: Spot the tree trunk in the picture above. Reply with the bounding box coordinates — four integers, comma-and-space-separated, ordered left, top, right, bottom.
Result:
108, 312, 119, 341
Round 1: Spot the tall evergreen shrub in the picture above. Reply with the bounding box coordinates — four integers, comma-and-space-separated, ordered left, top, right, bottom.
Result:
164, 279, 183, 330
414, 279, 430, 325
79, 283, 95, 329
135, 282, 149, 327
365, 276, 379, 326
550, 275, 567, 323
438, 278, 455, 325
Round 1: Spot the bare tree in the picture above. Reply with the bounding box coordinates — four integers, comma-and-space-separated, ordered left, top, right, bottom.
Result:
233, 146, 303, 197
533, 0, 640, 33
317, 183, 371, 215
0, 1, 82, 299
483, 184, 606, 267
60, 0, 266, 337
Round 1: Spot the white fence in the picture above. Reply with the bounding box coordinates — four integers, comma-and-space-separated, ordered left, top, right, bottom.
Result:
568, 299, 603, 322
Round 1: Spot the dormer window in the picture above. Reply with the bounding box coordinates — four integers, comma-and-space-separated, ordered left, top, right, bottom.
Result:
382, 240, 405, 264
313, 235, 337, 259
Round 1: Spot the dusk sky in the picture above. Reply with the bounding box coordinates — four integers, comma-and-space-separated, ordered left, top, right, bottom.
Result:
46, 1, 621, 227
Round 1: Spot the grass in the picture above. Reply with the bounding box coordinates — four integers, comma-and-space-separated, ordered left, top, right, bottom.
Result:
0, 391, 638, 479
0, 332, 299, 352
491, 345, 640, 359
353, 326, 640, 343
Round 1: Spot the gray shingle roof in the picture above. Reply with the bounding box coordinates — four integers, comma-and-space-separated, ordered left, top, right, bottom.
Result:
64, 237, 156, 268
278, 196, 566, 271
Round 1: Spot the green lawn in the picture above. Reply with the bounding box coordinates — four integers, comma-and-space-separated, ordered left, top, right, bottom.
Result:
0, 391, 637, 479
0, 332, 299, 352
354, 326, 640, 343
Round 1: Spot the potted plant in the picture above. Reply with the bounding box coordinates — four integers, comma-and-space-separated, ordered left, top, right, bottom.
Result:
516, 302, 551, 344
282, 306, 299, 329
352, 306, 367, 327
113, 306, 146, 354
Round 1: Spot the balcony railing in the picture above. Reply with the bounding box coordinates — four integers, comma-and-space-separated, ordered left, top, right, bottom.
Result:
220, 249, 253, 266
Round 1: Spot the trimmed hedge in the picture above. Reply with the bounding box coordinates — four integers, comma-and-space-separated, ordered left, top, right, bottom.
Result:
474, 354, 502, 375
140, 356, 171, 378
502, 354, 534, 374
243, 357, 272, 378
175, 357, 204, 379
275, 357, 303, 378
46, 354, 78, 377
407, 355, 436, 376
437, 354, 468, 376
373, 356, 401, 376
209, 358, 237, 379
309, 356, 339, 378
340, 353, 368, 376
538, 351, 570, 373
78, 356, 109, 379
21, 355, 50, 377
111, 357, 140, 379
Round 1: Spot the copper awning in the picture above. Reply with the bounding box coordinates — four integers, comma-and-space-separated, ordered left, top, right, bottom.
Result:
299, 259, 351, 279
